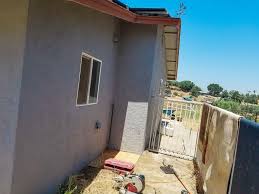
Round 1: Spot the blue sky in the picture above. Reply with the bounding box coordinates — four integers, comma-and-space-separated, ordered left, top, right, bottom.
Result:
121, 0, 259, 93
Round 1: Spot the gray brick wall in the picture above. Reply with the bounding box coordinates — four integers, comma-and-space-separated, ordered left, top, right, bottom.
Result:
120, 102, 149, 154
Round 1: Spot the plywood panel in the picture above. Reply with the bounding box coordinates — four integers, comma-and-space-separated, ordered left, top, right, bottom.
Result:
89, 149, 141, 168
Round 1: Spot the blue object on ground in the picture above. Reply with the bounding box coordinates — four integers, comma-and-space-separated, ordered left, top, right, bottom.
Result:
163, 109, 175, 116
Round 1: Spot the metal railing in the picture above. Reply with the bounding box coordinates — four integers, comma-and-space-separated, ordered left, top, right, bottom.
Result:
149, 98, 203, 160
162, 99, 203, 131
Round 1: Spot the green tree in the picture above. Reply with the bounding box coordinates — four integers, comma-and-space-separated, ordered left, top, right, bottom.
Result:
221, 90, 229, 99
207, 83, 223, 96
229, 90, 244, 103
244, 93, 257, 104
191, 86, 202, 97
179, 80, 195, 92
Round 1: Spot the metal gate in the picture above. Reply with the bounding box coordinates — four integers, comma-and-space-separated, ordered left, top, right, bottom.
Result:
149, 98, 203, 160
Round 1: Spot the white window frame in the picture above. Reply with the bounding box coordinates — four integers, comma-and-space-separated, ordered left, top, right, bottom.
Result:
76, 52, 102, 107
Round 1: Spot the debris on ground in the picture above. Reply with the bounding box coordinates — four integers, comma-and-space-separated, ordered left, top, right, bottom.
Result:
58, 150, 203, 194
88, 149, 140, 168
114, 173, 145, 194
161, 159, 191, 194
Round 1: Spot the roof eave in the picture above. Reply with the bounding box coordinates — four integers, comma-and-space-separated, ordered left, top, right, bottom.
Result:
67, 0, 180, 26
136, 15, 180, 25
175, 19, 181, 80
164, 21, 181, 81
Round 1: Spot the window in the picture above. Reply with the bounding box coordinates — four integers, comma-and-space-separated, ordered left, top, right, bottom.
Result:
77, 53, 102, 105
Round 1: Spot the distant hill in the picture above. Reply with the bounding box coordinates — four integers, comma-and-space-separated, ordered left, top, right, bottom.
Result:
168, 86, 219, 104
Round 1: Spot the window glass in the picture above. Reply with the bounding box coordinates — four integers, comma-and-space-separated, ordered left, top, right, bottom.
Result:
76, 54, 102, 105
77, 56, 91, 105
89, 59, 101, 104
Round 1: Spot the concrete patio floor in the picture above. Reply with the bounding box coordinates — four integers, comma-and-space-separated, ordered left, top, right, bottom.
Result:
134, 151, 198, 194
80, 151, 200, 194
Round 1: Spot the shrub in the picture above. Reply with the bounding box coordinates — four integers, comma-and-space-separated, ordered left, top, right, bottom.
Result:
213, 99, 241, 114
57, 176, 78, 194
213, 99, 259, 122
167, 80, 179, 87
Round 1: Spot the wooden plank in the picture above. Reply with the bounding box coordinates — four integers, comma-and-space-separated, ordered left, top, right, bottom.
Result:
88, 149, 140, 168
115, 151, 140, 164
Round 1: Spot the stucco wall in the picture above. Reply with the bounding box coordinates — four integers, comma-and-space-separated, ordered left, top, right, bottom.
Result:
146, 25, 167, 148
109, 22, 157, 154
0, 1, 29, 194
11, 1, 119, 194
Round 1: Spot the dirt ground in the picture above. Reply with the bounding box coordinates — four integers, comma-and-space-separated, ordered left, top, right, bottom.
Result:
135, 152, 197, 194
134, 151, 199, 194
71, 151, 201, 194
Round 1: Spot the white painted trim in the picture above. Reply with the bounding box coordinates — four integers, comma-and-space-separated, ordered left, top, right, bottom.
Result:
82, 52, 102, 63
94, 58, 102, 105
75, 53, 87, 106
76, 103, 97, 107
76, 52, 102, 107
